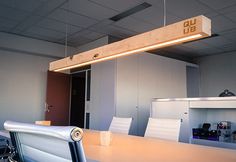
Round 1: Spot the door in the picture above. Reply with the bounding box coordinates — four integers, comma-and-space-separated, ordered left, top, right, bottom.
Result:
70, 72, 86, 128
116, 55, 139, 135
45, 71, 70, 125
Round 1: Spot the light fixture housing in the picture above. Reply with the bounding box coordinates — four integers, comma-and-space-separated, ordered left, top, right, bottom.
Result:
50, 15, 211, 72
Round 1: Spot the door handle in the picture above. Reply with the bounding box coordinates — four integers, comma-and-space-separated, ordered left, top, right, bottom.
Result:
45, 103, 53, 112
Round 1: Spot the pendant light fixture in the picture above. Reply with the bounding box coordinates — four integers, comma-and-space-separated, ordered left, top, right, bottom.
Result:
50, 15, 211, 72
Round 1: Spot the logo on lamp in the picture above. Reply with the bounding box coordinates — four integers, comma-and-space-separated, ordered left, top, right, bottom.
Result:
183, 19, 197, 34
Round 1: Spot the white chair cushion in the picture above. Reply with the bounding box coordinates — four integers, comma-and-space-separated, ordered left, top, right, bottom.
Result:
109, 117, 132, 134
144, 118, 181, 142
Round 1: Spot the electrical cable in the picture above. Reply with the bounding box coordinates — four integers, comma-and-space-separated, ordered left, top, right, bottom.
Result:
163, 0, 166, 26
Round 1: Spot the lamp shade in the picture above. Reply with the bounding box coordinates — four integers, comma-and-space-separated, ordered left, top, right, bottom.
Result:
50, 15, 211, 72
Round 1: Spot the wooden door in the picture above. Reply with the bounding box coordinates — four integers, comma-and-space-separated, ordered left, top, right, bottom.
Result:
45, 71, 70, 126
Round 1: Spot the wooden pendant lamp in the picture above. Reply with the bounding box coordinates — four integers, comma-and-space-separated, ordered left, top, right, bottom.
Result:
50, 15, 211, 72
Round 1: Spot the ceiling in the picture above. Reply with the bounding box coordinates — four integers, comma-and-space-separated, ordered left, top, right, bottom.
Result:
1, 0, 236, 60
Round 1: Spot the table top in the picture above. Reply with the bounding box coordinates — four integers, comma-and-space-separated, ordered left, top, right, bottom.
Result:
1, 129, 236, 162
82, 130, 236, 162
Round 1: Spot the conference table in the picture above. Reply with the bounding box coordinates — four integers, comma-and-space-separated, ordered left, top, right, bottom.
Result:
1, 129, 236, 162
82, 130, 236, 162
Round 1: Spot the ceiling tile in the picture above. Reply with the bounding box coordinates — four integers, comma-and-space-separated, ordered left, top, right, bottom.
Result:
68, 29, 104, 41
0, 26, 11, 32
105, 25, 137, 38
211, 15, 236, 33
0, 0, 233, 58
73, 39, 93, 47
0, 0, 44, 12
89, 0, 144, 12
91, 23, 137, 38
131, 6, 181, 27
15, 0, 44, 12
89, 19, 137, 38
219, 43, 236, 51
89, 19, 114, 32
21, 32, 51, 41
223, 29, 236, 41
204, 11, 219, 19
165, 45, 196, 54
0, 18, 18, 30
198, 0, 236, 10
33, 0, 67, 16
21, 32, 53, 42
10, 15, 43, 32
24, 26, 65, 40
181, 41, 209, 50
114, 16, 155, 33
174, 45, 194, 51
9, 0, 69, 32
68, 34, 92, 47
22, 32, 66, 45
165, 0, 213, 19
61, 0, 118, 20
68, 30, 91, 40
0, 6, 29, 21
144, 0, 162, 7
196, 47, 224, 56
165, 13, 183, 25
49, 8, 98, 28
37, 18, 82, 34
218, 4, 236, 14
53, 38, 75, 47
151, 48, 196, 61
201, 36, 232, 47
0, 0, 15, 6
224, 11, 236, 23
84, 31, 105, 40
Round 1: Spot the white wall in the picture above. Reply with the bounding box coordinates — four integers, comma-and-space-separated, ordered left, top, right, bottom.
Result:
0, 50, 53, 128
197, 52, 236, 97
0, 32, 76, 129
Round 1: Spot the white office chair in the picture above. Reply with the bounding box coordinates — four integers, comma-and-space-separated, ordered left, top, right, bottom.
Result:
4, 121, 86, 162
109, 117, 132, 134
144, 118, 181, 142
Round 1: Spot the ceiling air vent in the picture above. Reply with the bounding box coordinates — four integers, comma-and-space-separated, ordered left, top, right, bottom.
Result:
110, 2, 152, 22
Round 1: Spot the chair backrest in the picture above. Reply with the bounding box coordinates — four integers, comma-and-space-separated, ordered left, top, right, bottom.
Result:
4, 121, 86, 162
35, 120, 51, 126
109, 117, 132, 134
144, 118, 181, 142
